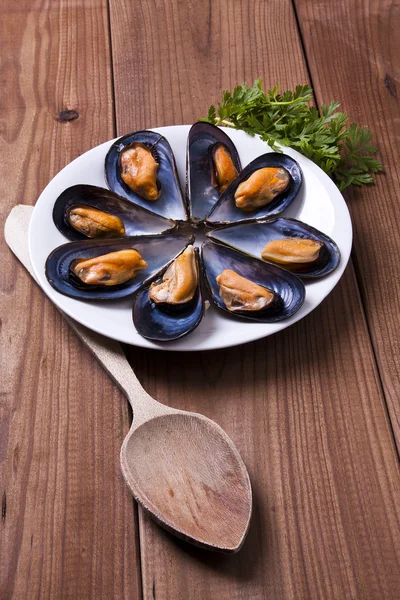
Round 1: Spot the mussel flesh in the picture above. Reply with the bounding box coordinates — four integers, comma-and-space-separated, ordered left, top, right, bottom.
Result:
133, 246, 204, 341
71, 249, 147, 286
216, 269, 280, 312
67, 206, 125, 238
120, 143, 160, 201
149, 245, 198, 305
235, 167, 290, 212
211, 143, 239, 194
261, 238, 325, 270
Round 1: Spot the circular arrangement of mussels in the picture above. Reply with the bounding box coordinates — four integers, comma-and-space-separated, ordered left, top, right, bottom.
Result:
45, 123, 341, 341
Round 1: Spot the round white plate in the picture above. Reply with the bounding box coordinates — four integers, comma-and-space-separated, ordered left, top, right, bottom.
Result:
29, 125, 352, 351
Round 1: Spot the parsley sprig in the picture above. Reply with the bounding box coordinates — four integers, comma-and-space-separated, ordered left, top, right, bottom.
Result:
202, 79, 382, 191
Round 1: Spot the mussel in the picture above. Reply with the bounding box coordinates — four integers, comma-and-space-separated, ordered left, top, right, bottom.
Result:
133, 246, 204, 341
68, 207, 125, 238
201, 241, 305, 322
70, 249, 147, 287
216, 269, 281, 313
105, 130, 187, 221
119, 142, 160, 201
187, 122, 241, 223
207, 218, 340, 278
211, 143, 239, 194
206, 153, 302, 226
149, 245, 198, 305
45, 233, 194, 300
53, 185, 175, 241
235, 167, 290, 211
261, 238, 325, 271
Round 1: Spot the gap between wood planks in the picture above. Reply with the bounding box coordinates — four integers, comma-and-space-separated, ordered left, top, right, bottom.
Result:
106, 0, 118, 139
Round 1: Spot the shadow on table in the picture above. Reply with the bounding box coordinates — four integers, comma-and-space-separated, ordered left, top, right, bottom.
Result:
146, 483, 266, 580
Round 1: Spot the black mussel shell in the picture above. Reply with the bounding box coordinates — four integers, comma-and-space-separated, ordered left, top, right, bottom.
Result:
207, 218, 340, 278
186, 122, 241, 223
133, 248, 204, 342
105, 130, 187, 221
45, 234, 194, 301
206, 152, 302, 226
201, 240, 305, 322
53, 184, 176, 241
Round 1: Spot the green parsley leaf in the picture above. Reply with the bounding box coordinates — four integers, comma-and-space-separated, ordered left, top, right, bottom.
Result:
201, 79, 383, 191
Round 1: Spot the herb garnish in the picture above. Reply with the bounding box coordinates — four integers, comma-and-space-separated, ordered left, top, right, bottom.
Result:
202, 79, 382, 191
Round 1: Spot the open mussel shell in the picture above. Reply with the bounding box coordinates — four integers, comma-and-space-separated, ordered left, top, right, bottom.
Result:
207, 218, 340, 278
133, 248, 204, 342
53, 184, 176, 241
206, 152, 302, 226
45, 234, 194, 301
105, 130, 187, 222
201, 241, 305, 322
186, 122, 241, 223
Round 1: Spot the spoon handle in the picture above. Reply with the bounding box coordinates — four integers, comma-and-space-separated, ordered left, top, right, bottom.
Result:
4, 205, 158, 411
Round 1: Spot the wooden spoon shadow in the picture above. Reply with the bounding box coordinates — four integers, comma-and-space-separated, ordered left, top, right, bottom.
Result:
139, 482, 266, 579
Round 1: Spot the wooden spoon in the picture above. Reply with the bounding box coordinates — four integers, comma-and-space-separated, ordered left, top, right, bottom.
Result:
5, 206, 252, 552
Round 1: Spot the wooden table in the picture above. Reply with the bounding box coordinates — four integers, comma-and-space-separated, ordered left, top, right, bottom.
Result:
1, 1, 399, 598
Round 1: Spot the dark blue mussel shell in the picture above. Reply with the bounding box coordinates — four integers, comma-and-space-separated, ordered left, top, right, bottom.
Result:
45, 234, 194, 301
133, 247, 204, 342
105, 130, 187, 221
206, 152, 302, 226
186, 122, 242, 223
207, 218, 340, 278
201, 240, 305, 322
53, 184, 176, 241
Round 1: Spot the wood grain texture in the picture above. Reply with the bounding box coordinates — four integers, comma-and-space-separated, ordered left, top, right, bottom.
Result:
293, 0, 400, 446
0, 2, 141, 599
109, 0, 308, 131
108, 0, 400, 598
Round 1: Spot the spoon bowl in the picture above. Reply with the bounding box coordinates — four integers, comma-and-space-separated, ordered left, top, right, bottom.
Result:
121, 410, 252, 552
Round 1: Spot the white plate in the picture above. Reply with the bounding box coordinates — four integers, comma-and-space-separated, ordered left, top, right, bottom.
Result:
29, 125, 352, 351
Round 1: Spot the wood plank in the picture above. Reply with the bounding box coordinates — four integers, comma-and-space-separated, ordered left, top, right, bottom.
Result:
0, 2, 141, 598
293, 0, 400, 446
108, 0, 400, 598
110, 0, 307, 131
